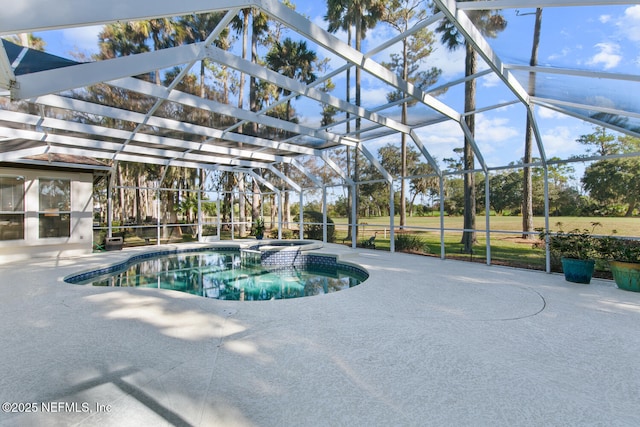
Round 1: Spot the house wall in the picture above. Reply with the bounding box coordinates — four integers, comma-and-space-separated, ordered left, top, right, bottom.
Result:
0, 167, 93, 264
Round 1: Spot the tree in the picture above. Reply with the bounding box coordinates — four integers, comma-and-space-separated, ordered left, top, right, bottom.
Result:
545, 158, 575, 216
317, 57, 338, 128
266, 38, 317, 228
489, 170, 522, 215
581, 131, 640, 216
435, 2, 507, 252
522, 8, 542, 239
382, 0, 442, 227
577, 126, 618, 156
249, 10, 270, 227
96, 22, 155, 227
325, 0, 385, 236
231, 8, 271, 235
325, 0, 356, 237
179, 13, 229, 98
409, 162, 438, 216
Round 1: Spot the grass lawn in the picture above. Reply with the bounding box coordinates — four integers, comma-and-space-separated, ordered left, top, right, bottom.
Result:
331, 215, 640, 237
107, 215, 638, 276
329, 215, 640, 273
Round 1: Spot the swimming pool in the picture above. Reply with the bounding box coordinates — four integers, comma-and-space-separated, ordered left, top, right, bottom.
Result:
65, 248, 369, 301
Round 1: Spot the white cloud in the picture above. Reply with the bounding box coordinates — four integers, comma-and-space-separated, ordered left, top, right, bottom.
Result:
473, 116, 520, 160
413, 120, 463, 161
589, 95, 616, 109
540, 126, 581, 158
616, 5, 640, 42
428, 42, 466, 80
599, 15, 612, 24
476, 117, 518, 144
537, 106, 563, 120
361, 86, 391, 106
547, 47, 571, 62
586, 42, 621, 70
480, 72, 501, 88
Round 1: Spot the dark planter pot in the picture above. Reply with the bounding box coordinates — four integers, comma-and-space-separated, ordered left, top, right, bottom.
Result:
256, 233, 264, 240
609, 261, 640, 292
561, 257, 595, 284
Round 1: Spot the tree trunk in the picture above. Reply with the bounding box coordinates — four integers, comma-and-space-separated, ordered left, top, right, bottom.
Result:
270, 193, 277, 230
461, 43, 477, 253
400, 38, 408, 228
523, 8, 542, 240
625, 198, 636, 217
409, 192, 418, 218
238, 174, 246, 236
400, 118, 407, 227
284, 169, 291, 227
354, 13, 362, 234
117, 164, 125, 224
250, 15, 260, 225
345, 28, 353, 240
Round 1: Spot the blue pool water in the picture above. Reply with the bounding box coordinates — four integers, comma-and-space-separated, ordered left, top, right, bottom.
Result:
68, 250, 368, 301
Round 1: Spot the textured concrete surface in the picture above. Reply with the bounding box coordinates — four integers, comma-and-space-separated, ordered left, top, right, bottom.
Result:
1, 242, 640, 426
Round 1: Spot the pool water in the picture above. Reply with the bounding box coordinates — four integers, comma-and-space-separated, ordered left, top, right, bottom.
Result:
76, 251, 366, 301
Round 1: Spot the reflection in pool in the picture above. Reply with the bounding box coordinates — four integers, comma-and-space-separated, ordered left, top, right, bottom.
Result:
72, 251, 367, 301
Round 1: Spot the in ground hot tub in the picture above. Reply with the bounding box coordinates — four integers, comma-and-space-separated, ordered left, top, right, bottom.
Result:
241, 239, 324, 267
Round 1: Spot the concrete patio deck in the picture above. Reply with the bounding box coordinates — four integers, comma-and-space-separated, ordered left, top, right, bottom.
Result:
1, 242, 639, 426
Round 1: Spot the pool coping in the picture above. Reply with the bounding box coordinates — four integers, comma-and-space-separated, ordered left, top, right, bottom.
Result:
63, 240, 369, 285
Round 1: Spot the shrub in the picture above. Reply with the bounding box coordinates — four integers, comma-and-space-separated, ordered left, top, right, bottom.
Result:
269, 228, 295, 239
303, 210, 336, 242
537, 222, 601, 260
395, 233, 429, 253
598, 236, 640, 263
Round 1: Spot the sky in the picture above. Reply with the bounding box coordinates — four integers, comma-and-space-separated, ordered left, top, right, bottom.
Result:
29, 2, 640, 182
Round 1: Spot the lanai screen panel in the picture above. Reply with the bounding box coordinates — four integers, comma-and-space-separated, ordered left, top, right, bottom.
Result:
0, 0, 638, 183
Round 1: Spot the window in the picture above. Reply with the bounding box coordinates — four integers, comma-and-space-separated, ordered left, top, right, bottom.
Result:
39, 178, 71, 238
0, 176, 25, 240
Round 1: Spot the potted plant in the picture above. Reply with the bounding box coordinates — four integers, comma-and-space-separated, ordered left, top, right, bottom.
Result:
253, 217, 265, 240
539, 222, 600, 284
598, 234, 640, 292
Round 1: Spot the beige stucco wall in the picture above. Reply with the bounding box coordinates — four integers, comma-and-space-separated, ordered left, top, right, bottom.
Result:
0, 167, 93, 264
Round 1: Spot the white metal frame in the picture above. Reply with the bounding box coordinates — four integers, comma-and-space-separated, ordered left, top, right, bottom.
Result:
0, 0, 639, 267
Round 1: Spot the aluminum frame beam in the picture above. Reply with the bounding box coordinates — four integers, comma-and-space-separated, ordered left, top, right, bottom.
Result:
0, 109, 292, 165
0, 0, 255, 35
457, 0, 640, 11
432, 0, 530, 106
11, 43, 206, 100
30, 94, 321, 157
1, 127, 276, 169
260, 0, 461, 123
205, 45, 418, 138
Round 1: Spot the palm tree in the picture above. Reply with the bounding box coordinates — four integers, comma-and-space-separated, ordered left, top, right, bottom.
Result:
523, 8, 542, 239
96, 22, 152, 227
266, 38, 317, 228
232, 9, 271, 234
325, 0, 355, 238
179, 13, 228, 98
265, 38, 317, 121
325, 0, 385, 238
249, 10, 269, 226
434, 3, 507, 253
